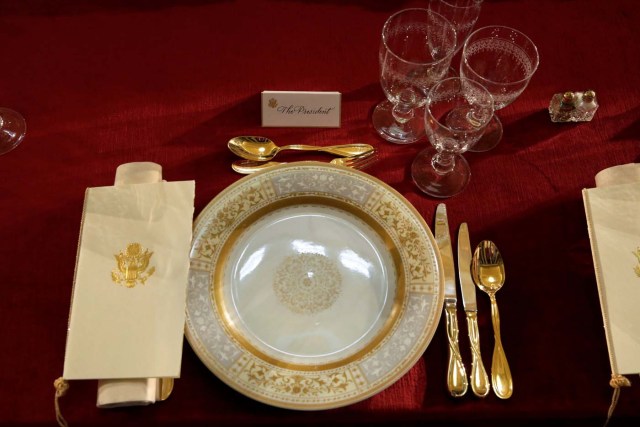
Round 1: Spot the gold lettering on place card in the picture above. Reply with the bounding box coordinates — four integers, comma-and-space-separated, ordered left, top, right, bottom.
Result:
111, 243, 156, 288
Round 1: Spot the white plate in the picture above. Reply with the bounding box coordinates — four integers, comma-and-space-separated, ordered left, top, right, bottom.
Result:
186, 162, 443, 409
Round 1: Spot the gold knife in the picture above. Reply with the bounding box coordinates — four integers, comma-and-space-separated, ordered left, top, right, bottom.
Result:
434, 204, 468, 397
458, 223, 490, 397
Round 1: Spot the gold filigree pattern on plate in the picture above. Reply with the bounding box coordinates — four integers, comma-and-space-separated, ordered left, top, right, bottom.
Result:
373, 199, 433, 285
273, 253, 342, 315
243, 359, 356, 397
184, 162, 443, 410
270, 169, 375, 205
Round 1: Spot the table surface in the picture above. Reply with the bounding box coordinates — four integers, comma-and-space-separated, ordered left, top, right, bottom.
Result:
2, 0, 640, 425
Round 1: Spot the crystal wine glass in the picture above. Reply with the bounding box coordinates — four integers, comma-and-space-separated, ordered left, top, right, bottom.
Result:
460, 25, 539, 152
428, 0, 483, 56
411, 77, 494, 197
0, 107, 26, 155
372, 8, 457, 144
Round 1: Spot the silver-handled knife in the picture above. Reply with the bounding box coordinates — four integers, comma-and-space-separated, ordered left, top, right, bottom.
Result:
458, 223, 490, 397
435, 203, 468, 397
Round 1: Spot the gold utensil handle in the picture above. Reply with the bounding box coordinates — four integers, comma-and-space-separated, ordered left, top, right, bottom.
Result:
489, 296, 513, 399
444, 303, 468, 397
465, 311, 490, 397
156, 378, 174, 401
282, 144, 374, 157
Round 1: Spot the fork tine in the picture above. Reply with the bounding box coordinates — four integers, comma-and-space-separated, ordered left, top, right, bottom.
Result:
341, 151, 379, 170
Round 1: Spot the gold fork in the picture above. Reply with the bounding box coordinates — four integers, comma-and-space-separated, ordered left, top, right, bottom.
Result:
231, 151, 378, 174
331, 151, 379, 169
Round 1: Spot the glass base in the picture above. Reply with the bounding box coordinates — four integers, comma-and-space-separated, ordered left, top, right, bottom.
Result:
411, 146, 471, 198
468, 114, 503, 152
372, 100, 424, 144
0, 107, 26, 155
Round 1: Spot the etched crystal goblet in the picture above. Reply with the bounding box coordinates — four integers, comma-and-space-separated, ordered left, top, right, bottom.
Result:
460, 25, 539, 152
372, 8, 457, 144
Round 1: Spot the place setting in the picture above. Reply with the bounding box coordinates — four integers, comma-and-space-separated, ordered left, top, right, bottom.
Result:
190, 1, 522, 408
48, 1, 640, 426
184, 0, 535, 408
52, 0, 524, 419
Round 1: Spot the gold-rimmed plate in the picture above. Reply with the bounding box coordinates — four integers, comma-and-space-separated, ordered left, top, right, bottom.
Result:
185, 162, 443, 409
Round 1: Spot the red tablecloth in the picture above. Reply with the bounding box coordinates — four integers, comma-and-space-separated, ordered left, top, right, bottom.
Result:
1, 0, 639, 425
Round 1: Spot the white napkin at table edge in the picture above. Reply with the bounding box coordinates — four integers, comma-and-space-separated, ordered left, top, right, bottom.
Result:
96, 162, 164, 408
588, 162, 639, 423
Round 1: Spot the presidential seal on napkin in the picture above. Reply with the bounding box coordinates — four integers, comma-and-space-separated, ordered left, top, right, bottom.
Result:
62, 175, 195, 380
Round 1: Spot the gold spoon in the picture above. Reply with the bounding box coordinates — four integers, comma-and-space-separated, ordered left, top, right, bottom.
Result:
471, 240, 513, 399
228, 136, 374, 162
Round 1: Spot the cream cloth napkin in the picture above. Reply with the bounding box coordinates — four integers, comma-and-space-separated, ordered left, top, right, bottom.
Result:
583, 162, 640, 424
56, 162, 194, 427
96, 162, 164, 408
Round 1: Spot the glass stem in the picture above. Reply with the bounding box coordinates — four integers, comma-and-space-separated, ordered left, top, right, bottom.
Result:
431, 152, 456, 175
392, 101, 414, 124
392, 89, 417, 124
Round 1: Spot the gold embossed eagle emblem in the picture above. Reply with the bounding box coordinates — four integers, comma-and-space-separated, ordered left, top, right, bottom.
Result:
111, 243, 156, 288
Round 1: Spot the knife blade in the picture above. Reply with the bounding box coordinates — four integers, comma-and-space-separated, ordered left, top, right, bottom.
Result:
434, 203, 468, 397
458, 223, 490, 397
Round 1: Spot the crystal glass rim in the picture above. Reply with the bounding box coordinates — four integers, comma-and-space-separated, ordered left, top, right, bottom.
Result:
437, 0, 483, 9
381, 8, 457, 67
461, 25, 540, 86
425, 77, 495, 130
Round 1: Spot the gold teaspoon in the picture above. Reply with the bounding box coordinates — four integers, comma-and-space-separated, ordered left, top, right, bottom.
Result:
471, 240, 513, 399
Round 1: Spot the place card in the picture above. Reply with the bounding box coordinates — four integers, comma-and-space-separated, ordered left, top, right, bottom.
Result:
261, 91, 341, 128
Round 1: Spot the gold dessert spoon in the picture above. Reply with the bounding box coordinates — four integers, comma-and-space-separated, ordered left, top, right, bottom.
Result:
471, 240, 513, 399
228, 136, 374, 162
